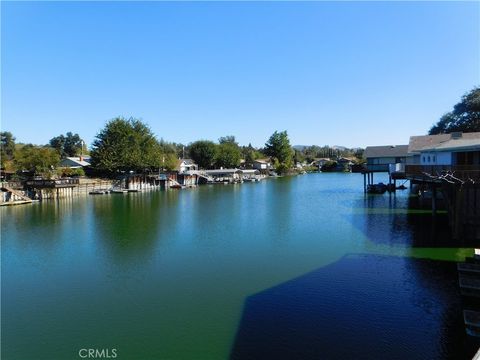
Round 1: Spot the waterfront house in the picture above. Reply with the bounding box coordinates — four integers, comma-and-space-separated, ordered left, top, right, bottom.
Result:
253, 159, 272, 172
59, 156, 91, 169
313, 158, 331, 168
176, 159, 198, 174
364, 145, 408, 172
336, 157, 355, 172
407, 132, 480, 166
253, 159, 271, 170
405, 132, 480, 181
403, 132, 480, 242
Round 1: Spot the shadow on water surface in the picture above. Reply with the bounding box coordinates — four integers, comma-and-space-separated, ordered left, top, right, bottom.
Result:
348, 193, 475, 248
230, 254, 480, 360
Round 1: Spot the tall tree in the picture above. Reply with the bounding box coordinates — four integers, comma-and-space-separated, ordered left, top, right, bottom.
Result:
242, 143, 262, 167
1, 131, 16, 168
14, 144, 60, 176
264, 130, 293, 172
49, 132, 83, 157
188, 140, 217, 169
90, 117, 162, 174
429, 87, 480, 134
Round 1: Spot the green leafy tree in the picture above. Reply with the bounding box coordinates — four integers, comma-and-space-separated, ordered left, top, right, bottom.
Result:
49, 132, 83, 157
14, 145, 60, 176
429, 87, 480, 134
218, 135, 237, 145
49, 135, 66, 156
162, 153, 178, 171
1, 131, 16, 168
215, 142, 241, 168
264, 130, 293, 173
294, 149, 305, 164
158, 139, 181, 171
90, 117, 163, 174
189, 140, 217, 169
321, 160, 338, 172
242, 143, 263, 167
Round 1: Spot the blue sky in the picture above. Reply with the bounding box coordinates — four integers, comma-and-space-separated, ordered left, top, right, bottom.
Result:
2, 1, 479, 148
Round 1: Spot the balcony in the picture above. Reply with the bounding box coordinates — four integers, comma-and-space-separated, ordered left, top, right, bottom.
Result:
405, 165, 480, 181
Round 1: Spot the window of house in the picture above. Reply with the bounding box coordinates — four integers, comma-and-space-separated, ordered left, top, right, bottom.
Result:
427, 156, 430, 163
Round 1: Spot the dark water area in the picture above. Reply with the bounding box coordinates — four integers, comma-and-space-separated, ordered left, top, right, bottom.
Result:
231, 255, 480, 360
349, 193, 467, 248
1, 173, 477, 359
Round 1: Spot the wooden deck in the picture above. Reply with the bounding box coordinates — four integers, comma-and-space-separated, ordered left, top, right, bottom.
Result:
0, 200, 32, 206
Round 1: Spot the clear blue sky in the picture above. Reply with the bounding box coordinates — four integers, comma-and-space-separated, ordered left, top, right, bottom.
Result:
2, 1, 479, 149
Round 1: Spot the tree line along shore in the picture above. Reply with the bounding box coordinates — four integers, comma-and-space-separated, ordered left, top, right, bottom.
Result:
1, 86, 478, 181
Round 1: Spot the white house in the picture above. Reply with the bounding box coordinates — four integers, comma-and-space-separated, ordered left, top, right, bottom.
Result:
176, 159, 198, 173
253, 159, 271, 171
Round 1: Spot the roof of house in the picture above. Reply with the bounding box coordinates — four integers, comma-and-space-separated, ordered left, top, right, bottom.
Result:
408, 132, 480, 153
240, 169, 260, 174
253, 159, 271, 164
337, 157, 356, 162
205, 169, 242, 174
175, 158, 196, 170
364, 145, 409, 158
60, 157, 91, 167
177, 158, 196, 165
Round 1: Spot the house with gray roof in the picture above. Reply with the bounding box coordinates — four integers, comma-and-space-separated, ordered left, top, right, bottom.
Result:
407, 132, 480, 166
59, 156, 91, 169
364, 145, 408, 172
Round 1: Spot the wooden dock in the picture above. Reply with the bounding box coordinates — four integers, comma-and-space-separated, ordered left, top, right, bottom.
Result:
0, 186, 33, 206
0, 200, 33, 206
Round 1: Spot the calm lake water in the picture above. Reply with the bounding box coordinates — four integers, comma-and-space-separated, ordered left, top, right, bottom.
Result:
2, 173, 479, 359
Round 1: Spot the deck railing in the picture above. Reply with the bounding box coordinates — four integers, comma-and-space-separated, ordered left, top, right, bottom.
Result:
405, 165, 480, 181
365, 164, 389, 172
25, 178, 80, 187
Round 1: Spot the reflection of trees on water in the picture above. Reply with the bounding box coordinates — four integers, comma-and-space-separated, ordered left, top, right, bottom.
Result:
1, 197, 89, 248
91, 191, 181, 258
